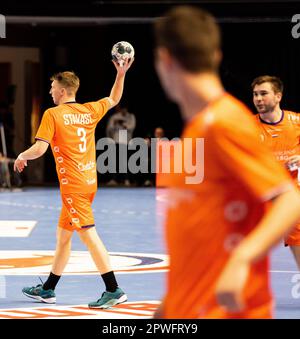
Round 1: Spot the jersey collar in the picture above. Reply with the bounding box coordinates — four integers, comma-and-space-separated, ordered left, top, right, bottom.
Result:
63, 101, 77, 104
259, 110, 284, 125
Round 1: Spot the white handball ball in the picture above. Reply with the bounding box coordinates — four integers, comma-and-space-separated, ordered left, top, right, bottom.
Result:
111, 41, 135, 66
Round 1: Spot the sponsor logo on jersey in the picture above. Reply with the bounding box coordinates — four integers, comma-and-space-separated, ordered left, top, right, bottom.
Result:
78, 161, 95, 172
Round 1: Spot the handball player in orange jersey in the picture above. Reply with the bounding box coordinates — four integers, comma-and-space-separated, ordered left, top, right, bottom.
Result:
253, 75, 300, 268
14, 57, 134, 308
153, 6, 300, 318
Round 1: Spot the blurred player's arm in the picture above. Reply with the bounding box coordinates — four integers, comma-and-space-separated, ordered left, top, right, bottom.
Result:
216, 188, 300, 313
14, 140, 49, 173
108, 57, 134, 108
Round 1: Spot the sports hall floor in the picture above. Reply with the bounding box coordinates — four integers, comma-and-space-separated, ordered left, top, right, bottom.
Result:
0, 187, 299, 319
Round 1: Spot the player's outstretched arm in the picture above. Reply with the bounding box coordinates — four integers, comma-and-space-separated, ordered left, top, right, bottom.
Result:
14, 140, 49, 173
108, 57, 134, 108
215, 188, 300, 313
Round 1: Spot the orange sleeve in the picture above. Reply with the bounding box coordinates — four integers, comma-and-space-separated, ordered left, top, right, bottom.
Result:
35, 109, 55, 144
83, 98, 110, 122
211, 116, 293, 201
297, 118, 300, 142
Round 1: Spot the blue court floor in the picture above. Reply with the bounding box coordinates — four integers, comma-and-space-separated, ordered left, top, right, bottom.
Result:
0, 187, 299, 319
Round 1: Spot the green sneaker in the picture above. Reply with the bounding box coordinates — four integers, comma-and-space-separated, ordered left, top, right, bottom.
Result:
22, 284, 56, 304
88, 287, 127, 309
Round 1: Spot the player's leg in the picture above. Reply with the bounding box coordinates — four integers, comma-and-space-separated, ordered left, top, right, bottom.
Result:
68, 192, 111, 273
75, 192, 127, 308
51, 226, 73, 276
22, 202, 74, 304
79, 227, 127, 308
79, 226, 112, 273
42, 203, 74, 291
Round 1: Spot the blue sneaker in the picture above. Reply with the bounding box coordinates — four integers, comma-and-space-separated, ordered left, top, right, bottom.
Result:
88, 287, 127, 309
22, 284, 56, 304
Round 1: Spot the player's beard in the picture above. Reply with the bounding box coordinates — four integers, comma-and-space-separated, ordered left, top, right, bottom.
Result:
256, 103, 275, 115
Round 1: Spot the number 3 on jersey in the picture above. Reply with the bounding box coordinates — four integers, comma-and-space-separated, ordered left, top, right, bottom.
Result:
77, 127, 87, 153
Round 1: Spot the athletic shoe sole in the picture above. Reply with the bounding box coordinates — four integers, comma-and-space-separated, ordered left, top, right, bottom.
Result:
89, 294, 128, 309
22, 291, 56, 304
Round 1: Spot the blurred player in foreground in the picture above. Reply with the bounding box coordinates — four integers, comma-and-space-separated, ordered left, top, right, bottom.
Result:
14, 57, 134, 308
253, 75, 300, 268
154, 6, 300, 318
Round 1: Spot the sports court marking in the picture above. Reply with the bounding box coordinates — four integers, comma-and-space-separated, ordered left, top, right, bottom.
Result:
0, 301, 160, 319
0, 200, 150, 215
270, 270, 299, 274
0, 251, 169, 275
0, 200, 61, 211
2, 250, 295, 276
0, 220, 37, 237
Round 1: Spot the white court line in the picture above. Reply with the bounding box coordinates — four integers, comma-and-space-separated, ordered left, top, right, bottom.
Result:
0, 201, 61, 211
0, 220, 37, 237
270, 270, 299, 274
0, 200, 151, 216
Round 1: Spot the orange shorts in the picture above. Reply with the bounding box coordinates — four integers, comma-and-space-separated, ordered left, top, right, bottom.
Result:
285, 221, 300, 246
59, 192, 96, 232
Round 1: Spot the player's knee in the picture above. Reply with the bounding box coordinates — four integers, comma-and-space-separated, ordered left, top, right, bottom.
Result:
56, 235, 72, 248
79, 232, 98, 249
80, 236, 95, 248
78, 232, 90, 246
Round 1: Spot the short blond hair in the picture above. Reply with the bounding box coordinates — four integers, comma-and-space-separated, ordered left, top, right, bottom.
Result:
50, 71, 80, 95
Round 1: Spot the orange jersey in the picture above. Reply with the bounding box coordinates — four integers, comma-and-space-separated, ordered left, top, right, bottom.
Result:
163, 93, 293, 319
36, 99, 110, 193
256, 110, 300, 182
256, 110, 300, 246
